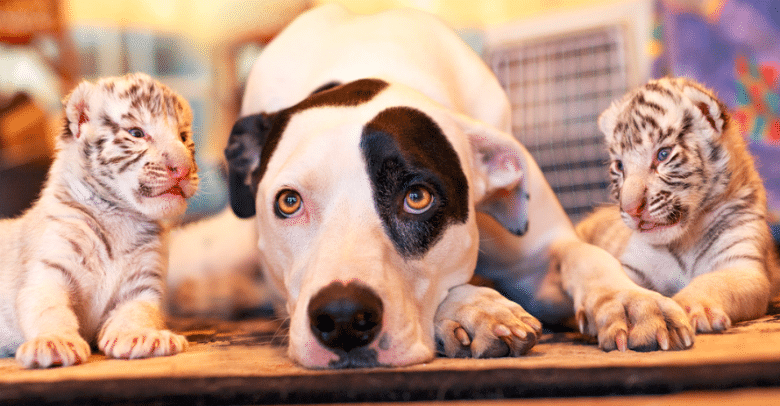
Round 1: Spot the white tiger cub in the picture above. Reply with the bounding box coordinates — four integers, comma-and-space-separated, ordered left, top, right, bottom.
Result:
0, 73, 199, 368
578, 77, 779, 338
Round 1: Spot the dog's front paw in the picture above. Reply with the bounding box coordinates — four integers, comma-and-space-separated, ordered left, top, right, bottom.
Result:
578, 288, 694, 352
673, 293, 731, 333
99, 328, 188, 359
435, 284, 542, 358
16, 333, 91, 368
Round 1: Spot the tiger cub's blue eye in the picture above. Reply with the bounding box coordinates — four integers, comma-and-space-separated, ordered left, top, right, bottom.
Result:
656, 147, 671, 162
128, 128, 145, 138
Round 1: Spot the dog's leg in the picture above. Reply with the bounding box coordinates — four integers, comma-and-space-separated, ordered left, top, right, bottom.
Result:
552, 236, 694, 351
434, 284, 542, 357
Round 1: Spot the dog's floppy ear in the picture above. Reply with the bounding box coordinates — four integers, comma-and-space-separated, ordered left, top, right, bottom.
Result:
224, 113, 273, 218
456, 115, 529, 236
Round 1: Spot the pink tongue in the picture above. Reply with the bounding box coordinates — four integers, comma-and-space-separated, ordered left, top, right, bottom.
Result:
639, 221, 655, 231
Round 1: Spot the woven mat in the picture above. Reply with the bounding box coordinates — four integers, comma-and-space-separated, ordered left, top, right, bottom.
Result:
2, 308, 780, 404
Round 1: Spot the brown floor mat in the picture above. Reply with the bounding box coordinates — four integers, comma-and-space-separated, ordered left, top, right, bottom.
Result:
2, 310, 780, 404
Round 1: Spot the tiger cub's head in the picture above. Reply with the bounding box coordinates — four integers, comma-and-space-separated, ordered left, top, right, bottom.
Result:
61, 72, 199, 220
597, 77, 732, 243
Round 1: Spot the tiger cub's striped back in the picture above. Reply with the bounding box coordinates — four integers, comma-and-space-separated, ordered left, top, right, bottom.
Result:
577, 77, 779, 333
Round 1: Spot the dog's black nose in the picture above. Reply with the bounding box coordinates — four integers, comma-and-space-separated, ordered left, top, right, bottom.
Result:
308, 281, 383, 353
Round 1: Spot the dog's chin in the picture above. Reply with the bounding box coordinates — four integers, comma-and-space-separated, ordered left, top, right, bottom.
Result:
375, 340, 434, 367
289, 334, 434, 369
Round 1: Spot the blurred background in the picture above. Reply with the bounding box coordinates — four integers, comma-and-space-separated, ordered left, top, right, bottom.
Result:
1, 0, 778, 238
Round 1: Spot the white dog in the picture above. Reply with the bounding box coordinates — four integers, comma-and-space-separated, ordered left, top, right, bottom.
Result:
175, 4, 694, 368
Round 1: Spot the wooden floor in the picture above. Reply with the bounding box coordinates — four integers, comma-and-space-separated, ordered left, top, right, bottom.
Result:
2, 311, 780, 405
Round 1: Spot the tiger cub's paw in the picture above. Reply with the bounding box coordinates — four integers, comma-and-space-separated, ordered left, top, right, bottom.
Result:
578, 288, 694, 352
16, 333, 91, 368
99, 328, 188, 359
673, 294, 732, 333
435, 285, 542, 358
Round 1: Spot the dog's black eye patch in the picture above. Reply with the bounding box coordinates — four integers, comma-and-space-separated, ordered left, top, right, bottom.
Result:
360, 107, 468, 258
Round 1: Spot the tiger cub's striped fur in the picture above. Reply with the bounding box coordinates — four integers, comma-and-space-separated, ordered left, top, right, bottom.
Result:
577, 77, 779, 334
0, 73, 199, 368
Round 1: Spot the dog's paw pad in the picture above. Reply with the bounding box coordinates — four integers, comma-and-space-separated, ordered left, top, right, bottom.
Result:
15, 333, 91, 368
99, 329, 188, 359
435, 285, 541, 358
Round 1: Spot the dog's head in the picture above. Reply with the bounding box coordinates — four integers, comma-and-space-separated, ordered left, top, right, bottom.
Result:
225, 79, 528, 368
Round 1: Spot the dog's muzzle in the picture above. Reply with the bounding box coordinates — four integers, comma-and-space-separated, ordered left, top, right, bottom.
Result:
307, 281, 384, 356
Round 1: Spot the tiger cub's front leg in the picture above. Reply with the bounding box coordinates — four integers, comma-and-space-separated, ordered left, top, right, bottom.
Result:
15, 264, 91, 368
98, 269, 188, 360
98, 301, 187, 359
673, 266, 771, 333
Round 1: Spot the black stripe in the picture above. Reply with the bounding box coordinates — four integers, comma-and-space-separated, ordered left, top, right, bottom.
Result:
710, 254, 763, 271
658, 177, 689, 188
57, 198, 115, 260
121, 111, 138, 122
61, 116, 75, 140
622, 263, 658, 292
66, 238, 85, 259
89, 173, 122, 204
635, 93, 667, 114
666, 246, 688, 275
118, 151, 146, 173
637, 113, 659, 130
694, 210, 759, 268
658, 127, 676, 143
126, 269, 163, 284
124, 285, 163, 301
712, 236, 754, 260
101, 113, 120, 134
644, 82, 675, 98
42, 260, 81, 292
708, 140, 724, 162
678, 112, 694, 140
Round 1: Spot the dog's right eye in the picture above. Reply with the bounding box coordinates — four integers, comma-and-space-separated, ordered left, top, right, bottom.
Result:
403, 186, 434, 215
275, 189, 303, 218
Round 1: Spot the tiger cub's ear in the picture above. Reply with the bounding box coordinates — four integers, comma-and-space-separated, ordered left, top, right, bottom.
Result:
597, 96, 631, 147
63, 81, 95, 140
598, 101, 621, 137
673, 78, 728, 136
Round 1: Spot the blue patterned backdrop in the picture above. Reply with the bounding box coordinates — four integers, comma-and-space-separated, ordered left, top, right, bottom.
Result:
651, 0, 780, 238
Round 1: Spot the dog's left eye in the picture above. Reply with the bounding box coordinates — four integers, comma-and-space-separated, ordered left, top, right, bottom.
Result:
403, 186, 434, 214
275, 189, 303, 218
